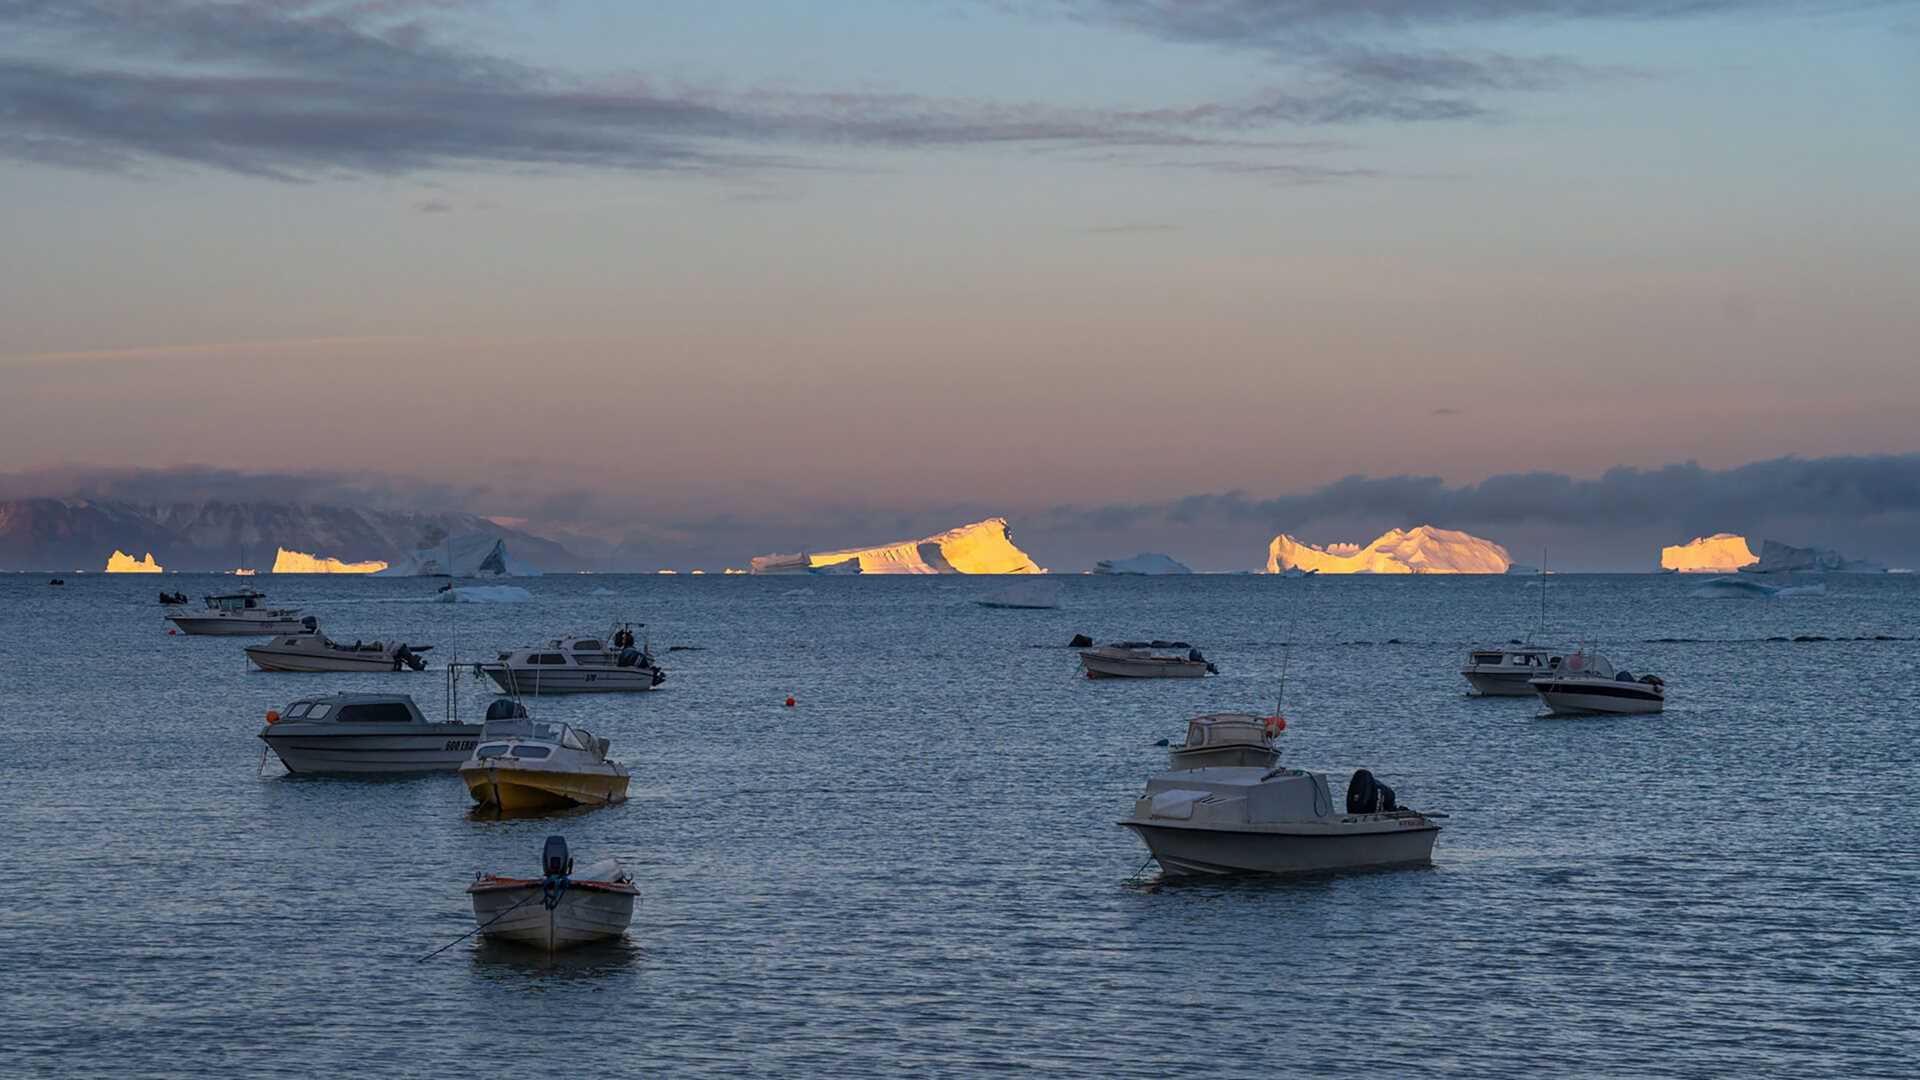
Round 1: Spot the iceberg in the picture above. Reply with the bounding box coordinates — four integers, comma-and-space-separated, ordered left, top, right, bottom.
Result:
433, 585, 533, 603
976, 579, 1063, 609
1093, 553, 1192, 575
271, 547, 388, 574
1266, 526, 1511, 574
376, 534, 542, 578
1661, 534, 1758, 573
105, 550, 164, 573
1738, 540, 1886, 574
751, 518, 1042, 575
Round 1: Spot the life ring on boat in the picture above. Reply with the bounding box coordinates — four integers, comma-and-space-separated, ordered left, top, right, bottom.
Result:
1264, 714, 1287, 736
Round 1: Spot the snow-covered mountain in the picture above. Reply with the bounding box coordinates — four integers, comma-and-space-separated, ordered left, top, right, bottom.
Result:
1266, 526, 1512, 574
750, 518, 1043, 574
1738, 539, 1886, 574
1661, 534, 1758, 573
1094, 553, 1192, 575
0, 498, 581, 572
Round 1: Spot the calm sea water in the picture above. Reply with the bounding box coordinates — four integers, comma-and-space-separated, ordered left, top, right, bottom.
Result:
2, 573, 1914, 1078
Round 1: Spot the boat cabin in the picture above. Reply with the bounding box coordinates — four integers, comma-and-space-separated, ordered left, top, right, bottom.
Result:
205, 589, 273, 611
497, 634, 652, 669
475, 716, 611, 763
1181, 713, 1273, 751
276, 694, 428, 725
1466, 647, 1563, 671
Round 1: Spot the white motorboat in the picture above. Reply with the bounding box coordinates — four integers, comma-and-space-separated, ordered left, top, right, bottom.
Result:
460, 701, 630, 811
1167, 713, 1282, 770
1530, 650, 1665, 715
245, 631, 431, 673
469, 836, 637, 952
258, 693, 481, 774
1461, 644, 1567, 696
1120, 764, 1441, 877
167, 588, 308, 636
1080, 641, 1216, 679
478, 625, 666, 695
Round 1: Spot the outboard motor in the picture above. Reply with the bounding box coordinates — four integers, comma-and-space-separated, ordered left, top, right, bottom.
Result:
395, 645, 427, 672
1347, 769, 1399, 814
540, 835, 572, 911
542, 835, 572, 878
1068, 633, 1093, 648
300, 615, 319, 633
485, 698, 529, 722
651, 668, 668, 687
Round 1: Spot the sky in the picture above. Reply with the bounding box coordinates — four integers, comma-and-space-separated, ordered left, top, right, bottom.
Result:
2, 1, 1918, 569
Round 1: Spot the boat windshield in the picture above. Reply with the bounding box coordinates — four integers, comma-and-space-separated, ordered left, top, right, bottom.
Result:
1562, 651, 1617, 679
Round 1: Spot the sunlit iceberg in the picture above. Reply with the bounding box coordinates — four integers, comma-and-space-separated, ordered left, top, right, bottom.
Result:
1094, 553, 1191, 575
377, 534, 541, 577
271, 547, 388, 574
1661, 534, 1758, 573
105, 550, 164, 573
1266, 526, 1511, 574
750, 518, 1042, 575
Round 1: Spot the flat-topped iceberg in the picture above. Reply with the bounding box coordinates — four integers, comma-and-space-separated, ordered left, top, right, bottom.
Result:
1738, 539, 1886, 574
1267, 526, 1511, 574
1094, 553, 1191, 575
1662, 534, 1758, 573
271, 547, 388, 574
377, 534, 541, 577
751, 518, 1042, 575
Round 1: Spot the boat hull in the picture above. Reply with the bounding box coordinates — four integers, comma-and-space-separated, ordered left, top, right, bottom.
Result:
1168, 745, 1278, 770
1122, 818, 1440, 877
170, 615, 309, 636
260, 726, 480, 774
1532, 681, 1665, 715
245, 648, 406, 673
469, 881, 636, 950
1080, 653, 1208, 679
478, 664, 660, 694
461, 762, 630, 810
1462, 670, 1541, 696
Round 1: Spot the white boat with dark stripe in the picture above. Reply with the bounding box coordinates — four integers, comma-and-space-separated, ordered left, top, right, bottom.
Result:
1530, 651, 1665, 715
258, 693, 481, 774
245, 631, 431, 673
1079, 641, 1217, 679
168, 588, 308, 636
478, 628, 666, 695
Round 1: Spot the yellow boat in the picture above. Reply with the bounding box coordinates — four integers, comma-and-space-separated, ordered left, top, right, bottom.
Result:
460, 702, 630, 811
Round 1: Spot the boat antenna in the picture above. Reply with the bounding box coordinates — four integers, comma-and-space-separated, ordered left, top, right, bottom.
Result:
1535, 544, 1549, 643
1276, 576, 1307, 715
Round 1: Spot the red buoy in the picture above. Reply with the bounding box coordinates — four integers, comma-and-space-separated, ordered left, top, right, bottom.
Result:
784, 696, 796, 707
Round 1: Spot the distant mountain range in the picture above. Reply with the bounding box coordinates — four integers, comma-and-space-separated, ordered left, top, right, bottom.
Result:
0, 498, 583, 572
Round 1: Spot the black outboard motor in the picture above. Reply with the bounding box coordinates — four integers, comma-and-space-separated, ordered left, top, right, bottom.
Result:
651, 668, 667, 687
1068, 633, 1094, 648
300, 615, 319, 633
542, 835, 572, 877
485, 698, 529, 722
394, 645, 427, 672
1347, 769, 1399, 814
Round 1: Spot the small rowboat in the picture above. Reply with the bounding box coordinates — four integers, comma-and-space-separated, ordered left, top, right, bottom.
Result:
468, 836, 637, 951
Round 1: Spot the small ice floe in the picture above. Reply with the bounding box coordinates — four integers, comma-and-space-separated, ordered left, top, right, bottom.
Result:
1689, 576, 1826, 599
435, 585, 534, 603
976, 579, 1063, 609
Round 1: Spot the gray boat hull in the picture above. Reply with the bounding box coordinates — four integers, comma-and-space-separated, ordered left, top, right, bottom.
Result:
470, 883, 635, 950
1121, 818, 1440, 877
260, 724, 481, 774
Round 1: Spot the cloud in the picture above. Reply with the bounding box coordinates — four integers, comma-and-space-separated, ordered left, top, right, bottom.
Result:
0, 0, 1583, 180
1044, 455, 1920, 537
